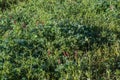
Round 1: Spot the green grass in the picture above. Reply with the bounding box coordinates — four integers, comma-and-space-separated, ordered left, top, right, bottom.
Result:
0, 0, 120, 80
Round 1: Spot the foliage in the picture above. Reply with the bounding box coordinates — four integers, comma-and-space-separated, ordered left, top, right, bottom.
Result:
0, 0, 120, 80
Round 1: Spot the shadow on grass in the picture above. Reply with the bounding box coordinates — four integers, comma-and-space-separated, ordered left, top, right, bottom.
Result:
57, 22, 120, 51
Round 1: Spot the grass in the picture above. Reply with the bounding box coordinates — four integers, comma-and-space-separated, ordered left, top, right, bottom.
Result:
0, 0, 120, 80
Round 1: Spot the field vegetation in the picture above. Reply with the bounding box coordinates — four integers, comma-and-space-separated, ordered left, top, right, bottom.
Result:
0, 0, 120, 80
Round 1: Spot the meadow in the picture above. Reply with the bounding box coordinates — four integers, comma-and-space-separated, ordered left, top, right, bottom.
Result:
0, 0, 120, 80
